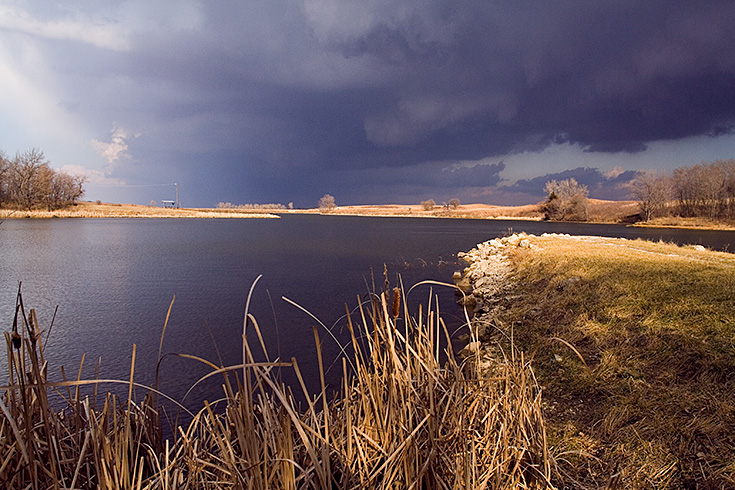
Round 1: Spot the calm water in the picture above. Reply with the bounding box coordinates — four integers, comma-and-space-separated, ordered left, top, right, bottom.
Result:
2, 215, 735, 408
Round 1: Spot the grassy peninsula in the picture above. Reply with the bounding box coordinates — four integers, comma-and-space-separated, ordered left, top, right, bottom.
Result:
458, 233, 735, 488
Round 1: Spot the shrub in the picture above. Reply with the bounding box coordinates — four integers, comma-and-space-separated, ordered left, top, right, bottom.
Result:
420, 199, 435, 211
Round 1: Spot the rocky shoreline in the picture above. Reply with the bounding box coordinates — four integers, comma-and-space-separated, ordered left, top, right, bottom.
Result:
453, 233, 533, 358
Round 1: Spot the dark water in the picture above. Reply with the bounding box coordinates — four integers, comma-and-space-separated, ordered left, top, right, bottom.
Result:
2, 215, 734, 409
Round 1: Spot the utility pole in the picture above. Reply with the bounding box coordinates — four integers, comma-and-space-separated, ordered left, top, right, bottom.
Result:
175, 183, 179, 208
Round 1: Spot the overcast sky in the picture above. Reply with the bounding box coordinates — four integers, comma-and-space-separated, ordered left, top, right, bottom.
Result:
2, 1, 735, 207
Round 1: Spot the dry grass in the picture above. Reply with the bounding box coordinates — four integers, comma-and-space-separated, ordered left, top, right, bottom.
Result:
303, 200, 640, 223
634, 216, 735, 230
0, 201, 279, 219
302, 203, 545, 220
585, 199, 639, 223
1, 278, 552, 489
479, 235, 735, 488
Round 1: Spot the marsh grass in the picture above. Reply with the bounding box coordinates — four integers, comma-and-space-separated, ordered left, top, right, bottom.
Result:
488, 235, 735, 488
1, 279, 552, 488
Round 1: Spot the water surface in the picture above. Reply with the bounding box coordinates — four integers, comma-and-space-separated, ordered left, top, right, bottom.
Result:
2, 215, 733, 406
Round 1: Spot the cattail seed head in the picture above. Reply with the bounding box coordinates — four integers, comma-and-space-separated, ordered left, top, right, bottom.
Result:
11, 331, 21, 350
392, 287, 401, 319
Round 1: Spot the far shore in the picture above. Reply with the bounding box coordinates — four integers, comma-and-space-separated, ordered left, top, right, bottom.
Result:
3, 199, 735, 230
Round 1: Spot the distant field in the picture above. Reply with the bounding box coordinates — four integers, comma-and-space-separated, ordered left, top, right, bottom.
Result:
303, 199, 639, 222
0, 201, 280, 219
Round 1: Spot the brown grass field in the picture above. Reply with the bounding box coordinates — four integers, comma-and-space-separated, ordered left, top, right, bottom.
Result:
0, 201, 280, 219
303, 199, 639, 223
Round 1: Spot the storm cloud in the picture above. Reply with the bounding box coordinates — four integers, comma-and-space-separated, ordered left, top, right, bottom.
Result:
2, 1, 735, 206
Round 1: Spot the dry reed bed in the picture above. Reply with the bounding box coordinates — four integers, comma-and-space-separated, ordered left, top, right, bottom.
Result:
1, 280, 552, 489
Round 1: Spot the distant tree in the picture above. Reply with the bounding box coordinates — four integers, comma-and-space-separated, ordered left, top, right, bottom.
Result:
420, 199, 436, 211
673, 159, 735, 219
630, 171, 672, 221
318, 194, 336, 212
0, 150, 8, 206
46, 171, 85, 210
449, 198, 461, 210
2, 148, 85, 210
150, 200, 158, 207
541, 178, 589, 221
288, 202, 294, 210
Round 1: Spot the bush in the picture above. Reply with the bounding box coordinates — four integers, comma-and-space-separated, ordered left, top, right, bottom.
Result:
420, 199, 435, 211
318, 193, 336, 212
541, 179, 588, 221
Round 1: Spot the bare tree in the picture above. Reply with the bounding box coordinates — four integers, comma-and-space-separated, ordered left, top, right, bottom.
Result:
420, 199, 435, 211
8, 148, 48, 210
2, 148, 86, 210
449, 198, 461, 210
318, 193, 336, 212
0, 150, 8, 206
673, 162, 729, 218
629, 171, 672, 221
541, 178, 589, 221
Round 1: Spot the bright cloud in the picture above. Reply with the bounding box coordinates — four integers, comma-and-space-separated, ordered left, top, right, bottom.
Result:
91, 126, 136, 166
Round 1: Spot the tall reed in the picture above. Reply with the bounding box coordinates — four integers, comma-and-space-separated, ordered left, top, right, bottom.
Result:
1, 282, 552, 489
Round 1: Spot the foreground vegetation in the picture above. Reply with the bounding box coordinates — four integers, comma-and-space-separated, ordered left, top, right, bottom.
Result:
1, 281, 550, 489
464, 234, 735, 488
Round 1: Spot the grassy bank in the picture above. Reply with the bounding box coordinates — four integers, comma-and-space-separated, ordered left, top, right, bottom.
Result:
0, 201, 280, 219
1, 281, 550, 489
460, 234, 735, 488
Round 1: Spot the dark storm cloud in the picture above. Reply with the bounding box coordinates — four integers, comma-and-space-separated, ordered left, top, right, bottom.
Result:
5, 1, 735, 205
123, 1, 735, 164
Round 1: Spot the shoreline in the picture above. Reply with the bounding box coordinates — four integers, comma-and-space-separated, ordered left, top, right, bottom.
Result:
4, 200, 735, 231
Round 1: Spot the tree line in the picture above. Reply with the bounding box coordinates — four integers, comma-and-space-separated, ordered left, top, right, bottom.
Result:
538, 159, 735, 223
631, 159, 735, 222
0, 148, 86, 210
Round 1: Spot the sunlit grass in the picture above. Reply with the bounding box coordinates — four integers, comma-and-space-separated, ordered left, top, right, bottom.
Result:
0, 201, 279, 219
488, 235, 735, 488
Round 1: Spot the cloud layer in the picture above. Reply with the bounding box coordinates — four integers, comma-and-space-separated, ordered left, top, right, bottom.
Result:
2, 1, 735, 206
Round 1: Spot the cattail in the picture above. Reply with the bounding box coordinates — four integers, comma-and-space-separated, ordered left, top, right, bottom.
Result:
392, 287, 401, 319
11, 331, 21, 350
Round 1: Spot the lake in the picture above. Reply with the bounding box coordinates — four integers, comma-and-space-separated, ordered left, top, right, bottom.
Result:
2, 215, 735, 409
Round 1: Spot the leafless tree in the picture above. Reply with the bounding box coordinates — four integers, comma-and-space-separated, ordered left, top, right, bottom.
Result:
0, 151, 8, 206
673, 161, 734, 219
541, 178, 589, 221
420, 199, 435, 211
449, 198, 461, 210
629, 171, 673, 221
2, 148, 85, 210
8, 148, 48, 210
318, 193, 336, 212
